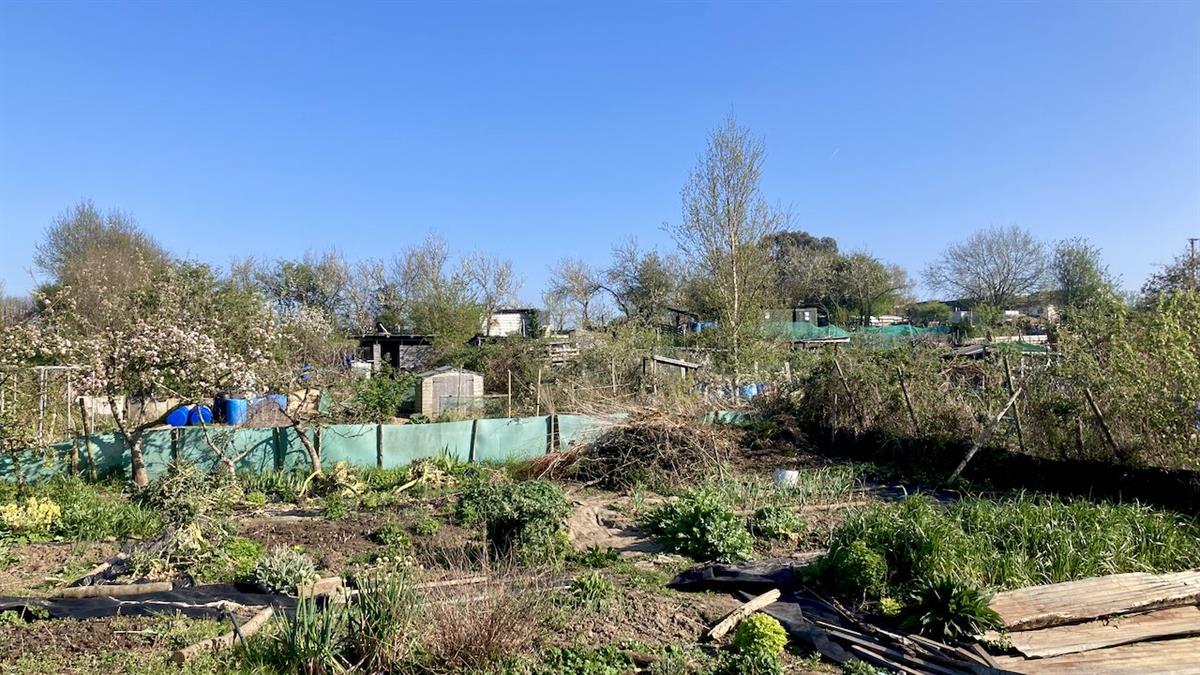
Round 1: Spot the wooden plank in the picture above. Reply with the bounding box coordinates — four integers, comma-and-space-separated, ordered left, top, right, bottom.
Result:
1006, 605, 1200, 658
994, 635, 1200, 674
704, 588, 781, 641
989, 570, 1200, 631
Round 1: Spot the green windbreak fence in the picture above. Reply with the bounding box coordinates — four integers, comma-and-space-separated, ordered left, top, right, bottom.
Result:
2, 410, 744, 483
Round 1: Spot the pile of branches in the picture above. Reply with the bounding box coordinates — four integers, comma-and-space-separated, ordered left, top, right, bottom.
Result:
536, 411, 737, 490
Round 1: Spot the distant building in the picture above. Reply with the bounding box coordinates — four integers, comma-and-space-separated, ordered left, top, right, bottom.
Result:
765, 307, 822, 325
1024, 304, 1059, 323
357, 333, 435, 372
869, 315, 905, 326
481, 308, 536, 337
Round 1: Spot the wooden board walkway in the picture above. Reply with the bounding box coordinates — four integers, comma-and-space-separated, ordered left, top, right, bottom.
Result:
994, 635, 1200, 674
1005, 605, 1200, 658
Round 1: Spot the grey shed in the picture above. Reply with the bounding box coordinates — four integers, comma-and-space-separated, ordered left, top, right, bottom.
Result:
415, 366, 484, 417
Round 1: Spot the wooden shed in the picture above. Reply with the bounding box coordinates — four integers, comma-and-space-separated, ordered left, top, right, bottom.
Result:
415, 366, 484, 418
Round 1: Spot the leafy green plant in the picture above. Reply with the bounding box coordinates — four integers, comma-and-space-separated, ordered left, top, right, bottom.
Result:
250, 546, 319, 595
320, 494, 352, 520
714, 652, 783, 675
732, 613, 788, 658
413, 515, 440, 536
749, 505, 805, 541
534, 645, 633, 674
213, 536, 264, 582
643, 490, 753, 562
134, 462, 241, 527
570, 571, 618, 612
238, 469, 306, 503
900, 577, 1003, 642
0, 496, 60, 537
243, 491, 267, 509
268, 597, 349, 673
576, 545, 620, 568
346, 571, 421, 671
42, 478, 162, 541
456, 478, 571, 564
840, 659, 885, 675
817, 539, 888, 599
349, 364, 416, 421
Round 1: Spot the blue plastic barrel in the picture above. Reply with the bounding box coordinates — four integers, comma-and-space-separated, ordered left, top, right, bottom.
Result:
187, 404, 213, 426
226, 398, 248, 426
740, 384, 759, 400
267, 394, 287, 412
165, 406, 190, 427
756, 383, 767, 396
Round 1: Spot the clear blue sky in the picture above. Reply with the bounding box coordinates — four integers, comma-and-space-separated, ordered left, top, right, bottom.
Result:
2, 1, 1197, 302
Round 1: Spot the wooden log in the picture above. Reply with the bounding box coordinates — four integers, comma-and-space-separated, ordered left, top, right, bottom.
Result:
170, 606, 273, 664
53, 581, 173, 599
704, 588, 782, 641
945, 386, 1022, 485
298, 576, 343, 598
1084, 387, 1120, 457
415, 575, 489, 590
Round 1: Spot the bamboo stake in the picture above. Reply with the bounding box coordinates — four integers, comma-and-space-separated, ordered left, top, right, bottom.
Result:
1002, 355, 1027, 454
945, 386, 1023, 485
1085, 387, 1120, 457
895, 366, 919, 433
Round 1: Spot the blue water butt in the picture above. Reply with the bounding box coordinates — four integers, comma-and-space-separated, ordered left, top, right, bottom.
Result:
226, 398, 248, 426
267, 394, 287, 412
740, 384, 759, 400
165, 406, 190, 427
187, 404, 213, 426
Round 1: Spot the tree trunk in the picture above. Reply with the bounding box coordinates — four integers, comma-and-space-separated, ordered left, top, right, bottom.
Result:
292, 421, 322, 474
129, 434, 149, 488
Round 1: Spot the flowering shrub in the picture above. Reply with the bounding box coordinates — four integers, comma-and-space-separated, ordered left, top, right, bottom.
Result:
0, 497, 62, 535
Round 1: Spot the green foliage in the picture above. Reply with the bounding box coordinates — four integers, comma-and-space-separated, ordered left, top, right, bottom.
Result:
412, 515, 440, 537
534, 645, 634, 675
266, 596, 349, 673
575, 545, 620, 568
714, 652, 783, 675
243, 491, 267, 509
456, 478, 571, 563
349, 364, 416, 421
346, 571, 421, 671
821, 495, 1200, 599
374, 520, 411, 551
198, 535, 264, 583
320, 494, 352, 520
732, 613, 789, 658
900, 577, 1003, 642
39, 477, 162, 541
840, 659, 886, 675
237, 469, 306, 503
643, 490, 753, 562
749, 505, 805, 541
250, 546, 319, 595
569, 571, 618, 612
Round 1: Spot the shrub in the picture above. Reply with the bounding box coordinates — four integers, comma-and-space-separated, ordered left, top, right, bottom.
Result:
0, 496, 60, 536
749, 505, 806, 541
456, 478, 571, 563
818, 539, 888, 599
221, 536, 265, 581
643, 490, 753, 562
243, 491, 268, 509
45, 478, 162, 541
347, 571, 421, 671
267, 597, 349, 673
732, 613, 788, 659
238, 469, 305, 503
570, 571, 618, 611
374, 520, 410, 549
320, 494, 352, 520
251, 546, 319, 595
714, 652, 783, 675
900, 577, 1003, 642
349, 364, 415, 421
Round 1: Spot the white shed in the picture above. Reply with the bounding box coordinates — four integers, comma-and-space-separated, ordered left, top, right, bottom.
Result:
415, 366, 484, 417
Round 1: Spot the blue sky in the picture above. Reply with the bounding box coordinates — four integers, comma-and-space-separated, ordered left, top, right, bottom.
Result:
1, 1, 1197, 302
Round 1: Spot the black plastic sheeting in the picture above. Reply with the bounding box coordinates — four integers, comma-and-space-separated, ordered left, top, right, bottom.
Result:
668, 558, 853, 662
0, 583, 298, 621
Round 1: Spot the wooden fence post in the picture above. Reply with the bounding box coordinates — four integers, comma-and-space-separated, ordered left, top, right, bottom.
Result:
895, 366, 919, 434
376, 424, 384, 469
1002, 355, 1027, 454
945, 386, 1023, 485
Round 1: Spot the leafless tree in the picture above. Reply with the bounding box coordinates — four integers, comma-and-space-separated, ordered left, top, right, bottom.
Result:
666, 116, 787, 370
546, 257, 603, 329
603, 238, 679, 323
463, 252, 520, 336
923, 225, 1048, 307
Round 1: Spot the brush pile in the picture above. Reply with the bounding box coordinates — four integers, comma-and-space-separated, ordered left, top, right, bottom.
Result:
537, 411, 737, 490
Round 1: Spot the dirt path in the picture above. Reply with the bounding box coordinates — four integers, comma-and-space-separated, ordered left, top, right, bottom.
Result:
566, 494, 664, 556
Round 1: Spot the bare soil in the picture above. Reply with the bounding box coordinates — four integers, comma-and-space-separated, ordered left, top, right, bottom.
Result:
0, 541, 119, 595
239, 510, 392, 571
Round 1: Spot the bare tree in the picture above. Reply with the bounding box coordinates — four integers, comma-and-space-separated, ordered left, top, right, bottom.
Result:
923, 225, 1048, 307
1141, 241, 1200, 302
546, 257, 603, 329
463, 252, 520, 336
667, 116, 786, 371
603, 238, 678, 323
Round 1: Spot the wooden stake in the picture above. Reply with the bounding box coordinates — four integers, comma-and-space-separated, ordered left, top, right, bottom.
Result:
705, 589, 782, 641
77, 396, 96, 480
535, 367, 542, 415
945, 386, 1023, 485
506, 369, 512, 417
170, 606, 274, 664
610, 359, 617, 395
1002, 355, 1027, 454
1085, 387, 1120, 457
895, 366, 919, 433
833, 357, 866, 429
